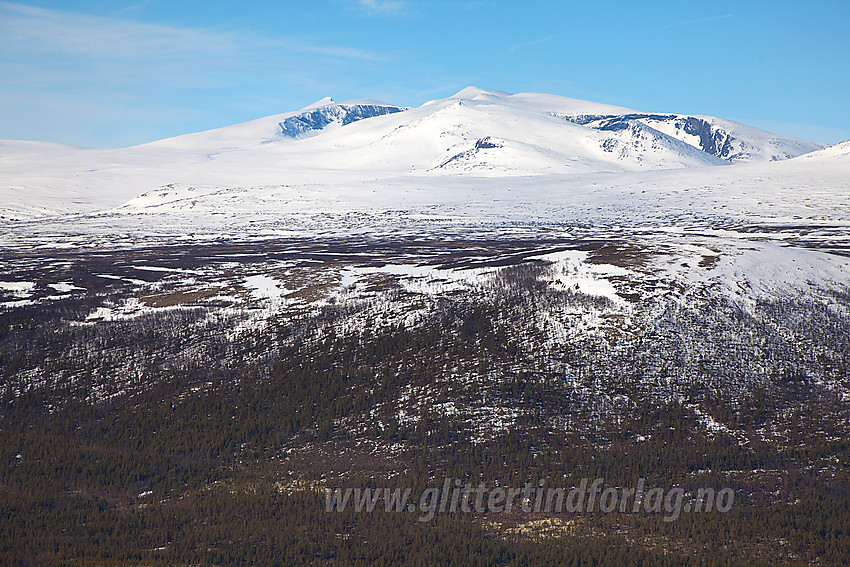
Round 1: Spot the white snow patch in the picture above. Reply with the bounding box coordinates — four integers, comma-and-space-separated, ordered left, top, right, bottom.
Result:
0, 281, 35, 295
243, 274, 294, 301
48, 282, 84, 293
531, 250, 629, 304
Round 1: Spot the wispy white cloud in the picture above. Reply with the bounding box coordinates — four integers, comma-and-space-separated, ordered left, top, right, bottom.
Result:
0, 2, 382, 62
347, 0, 417, 17
508, 35, 557, 55
0, 2, 236, 61
0, 1, 393, 146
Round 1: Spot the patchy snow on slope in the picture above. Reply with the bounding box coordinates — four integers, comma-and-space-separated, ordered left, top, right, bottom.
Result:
47, 282, 84, 293
0, 281, 35, 294
530, 250, 630, 304
646, 238, 850, 311
243, 274, 295, 301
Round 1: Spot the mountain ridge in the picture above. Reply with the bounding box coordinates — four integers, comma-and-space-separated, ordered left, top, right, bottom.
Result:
0, 87, 840, 221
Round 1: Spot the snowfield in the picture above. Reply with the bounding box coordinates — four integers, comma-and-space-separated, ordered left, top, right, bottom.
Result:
0, 87, 829, 220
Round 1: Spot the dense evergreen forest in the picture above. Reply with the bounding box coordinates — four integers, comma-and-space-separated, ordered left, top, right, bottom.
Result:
1, 238, 848, 565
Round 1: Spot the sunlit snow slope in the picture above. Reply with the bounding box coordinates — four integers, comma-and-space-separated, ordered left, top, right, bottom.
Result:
0, 87, 826, 220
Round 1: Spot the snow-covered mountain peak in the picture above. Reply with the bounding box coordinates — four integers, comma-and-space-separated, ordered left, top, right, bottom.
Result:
795, 139, 850, 162
275, 100, 408, 139
0, 87, 835, 221
439, 87, 636, 117
300, 96, 336, 110
450, 86, 511, 101
142, 98, 408, 150
506, 92, 639, 117
551, 111, 822, 164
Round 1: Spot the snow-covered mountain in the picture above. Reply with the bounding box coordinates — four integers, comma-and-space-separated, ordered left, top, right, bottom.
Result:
557, 113, 819, 163
145, 97, 408, 149
793, 139, 850, 162
0, 87, 828, 221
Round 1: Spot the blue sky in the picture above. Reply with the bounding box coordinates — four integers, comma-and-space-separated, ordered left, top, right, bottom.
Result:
1, 0, 848, 148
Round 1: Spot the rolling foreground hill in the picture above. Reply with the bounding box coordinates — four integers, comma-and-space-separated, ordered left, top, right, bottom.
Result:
1, 89, 850, 565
